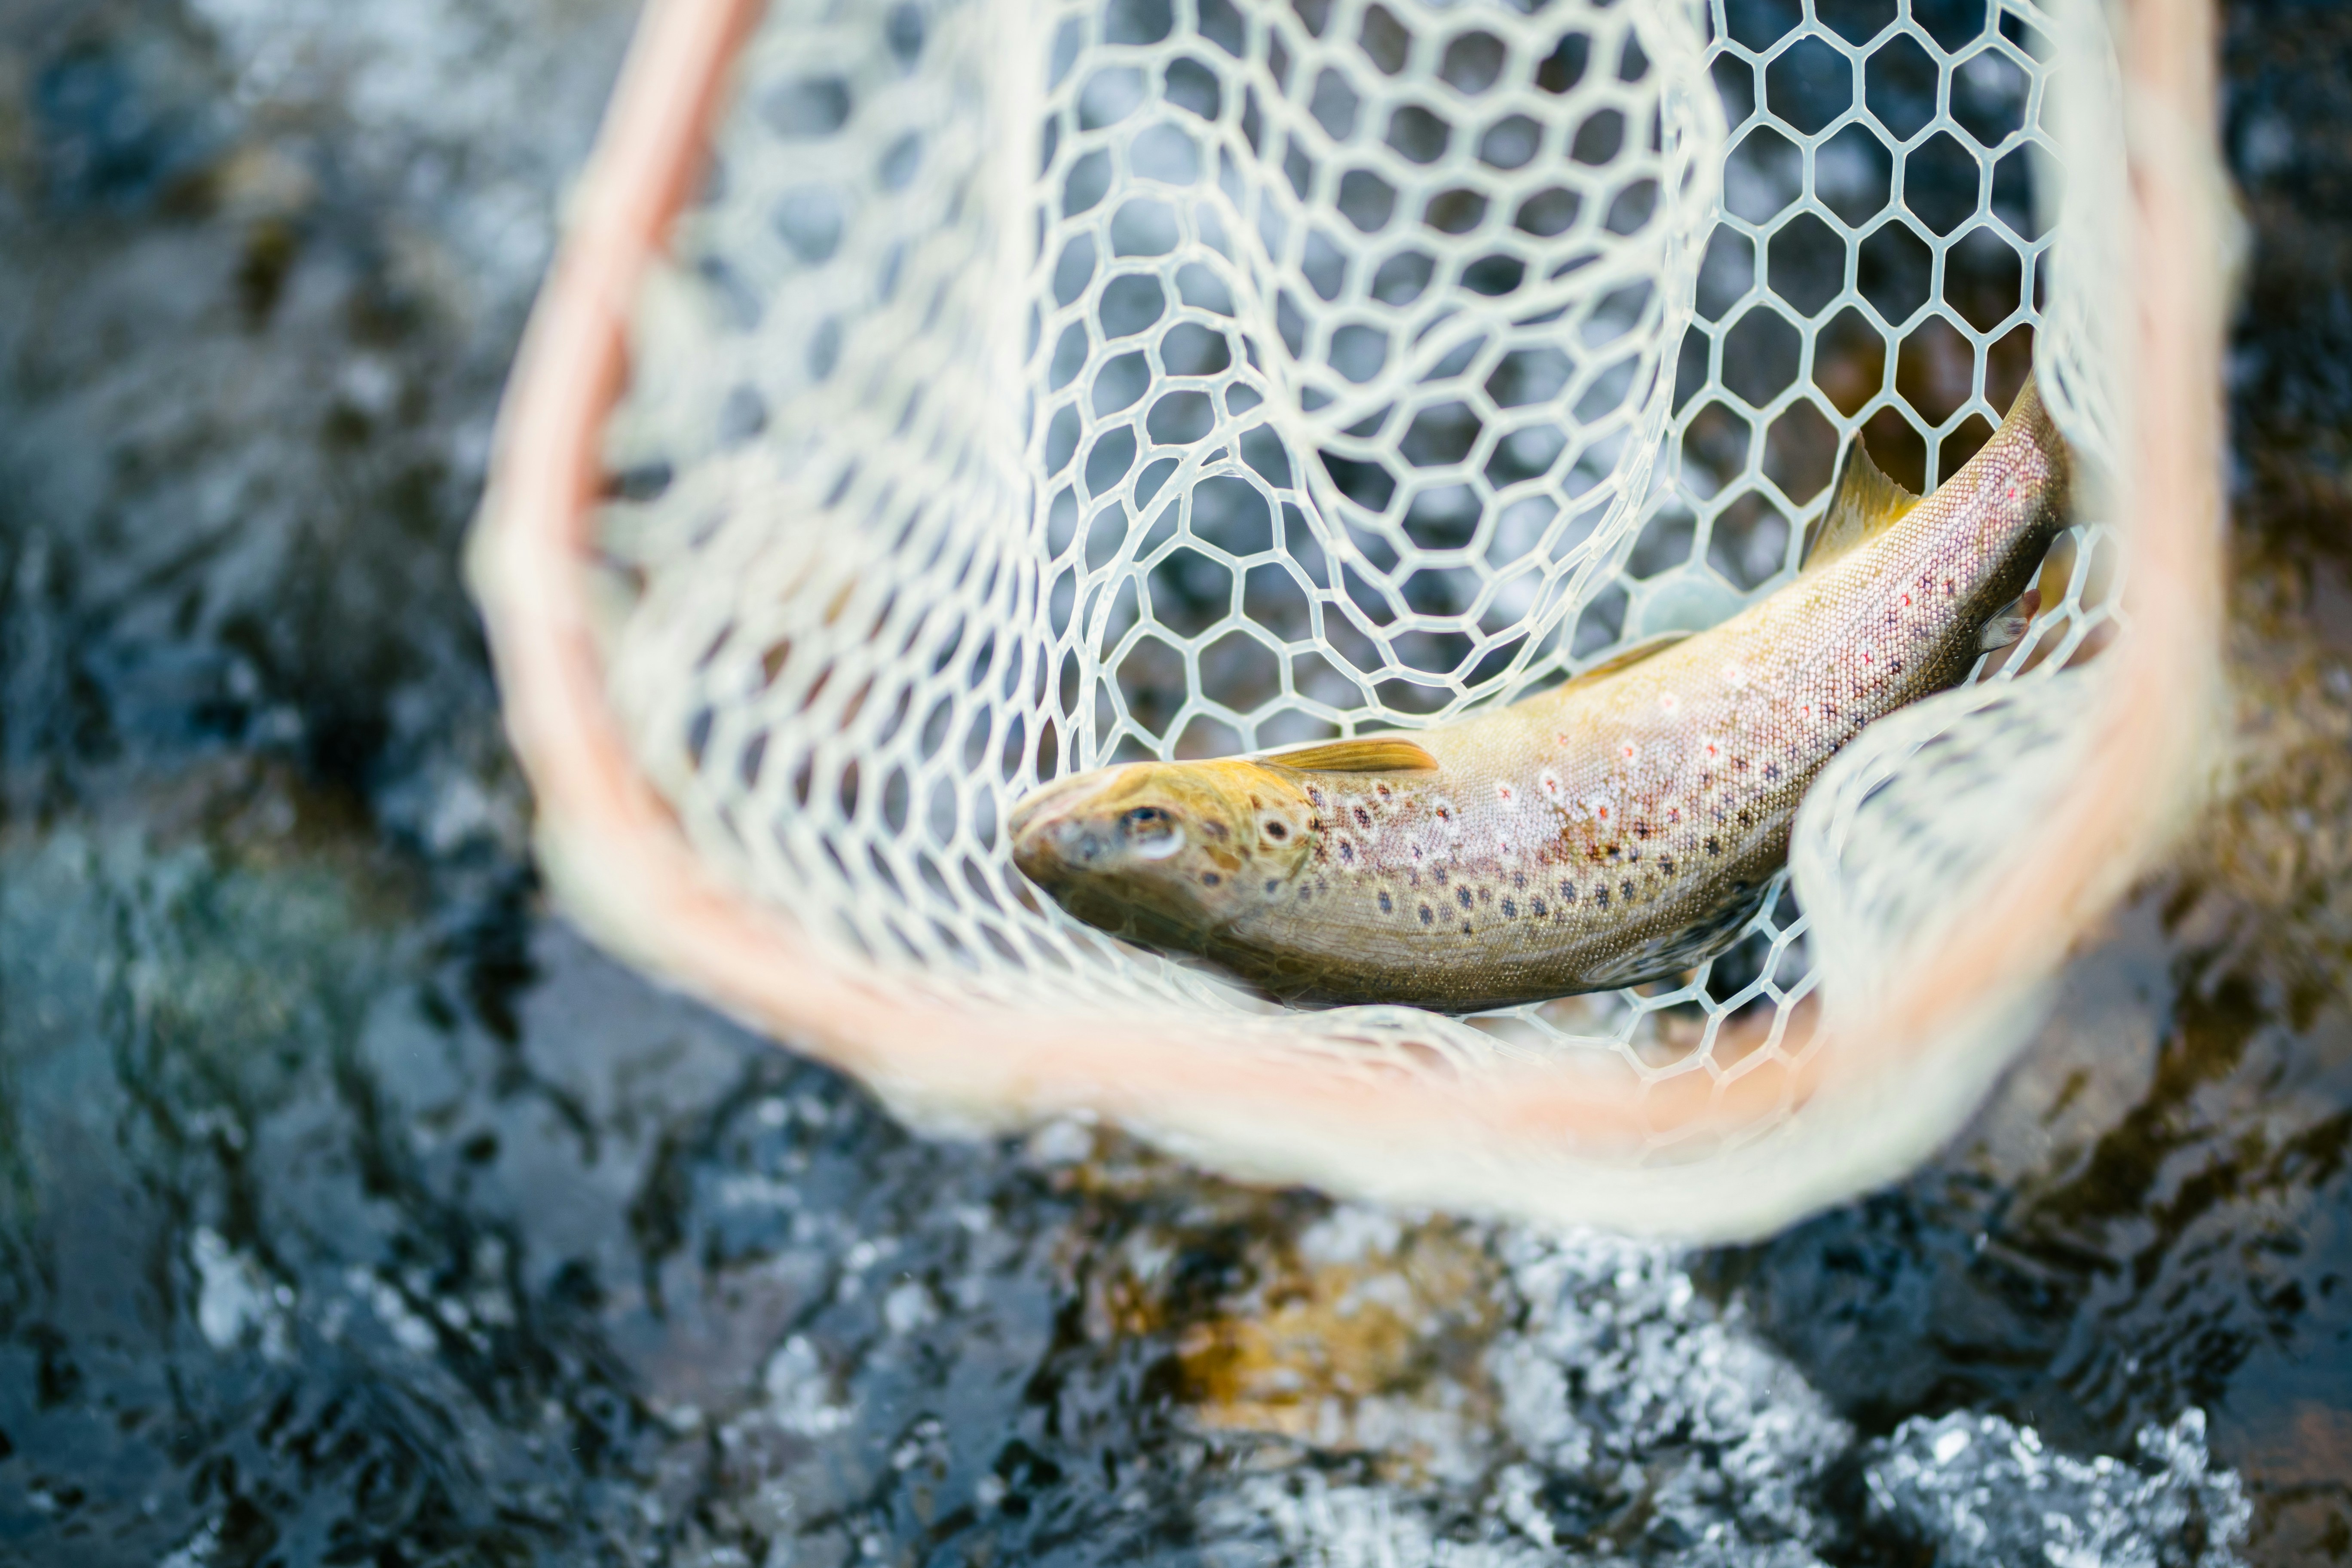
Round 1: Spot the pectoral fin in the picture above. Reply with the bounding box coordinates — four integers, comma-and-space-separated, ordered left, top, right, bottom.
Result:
1802, 432, 1920, 571
1977, 588, 2041, 650
1259, 736, 1441, 773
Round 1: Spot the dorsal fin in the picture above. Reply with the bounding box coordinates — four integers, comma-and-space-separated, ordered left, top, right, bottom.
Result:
1559, 631, 1692, 691
1801, 431, 1920, 570
1257, 736, 1440, 774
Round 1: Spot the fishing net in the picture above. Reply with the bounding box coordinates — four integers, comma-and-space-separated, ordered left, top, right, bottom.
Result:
473, 0, 2225, 1237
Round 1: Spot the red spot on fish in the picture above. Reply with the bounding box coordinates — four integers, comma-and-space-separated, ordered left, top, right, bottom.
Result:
1620, 742, 1636, 761
1496, 782, 1515, 802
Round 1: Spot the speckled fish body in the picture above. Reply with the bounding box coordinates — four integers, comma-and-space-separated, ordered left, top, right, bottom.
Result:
1013, 380, 2073, 1009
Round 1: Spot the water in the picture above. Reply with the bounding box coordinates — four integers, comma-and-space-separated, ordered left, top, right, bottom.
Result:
0, 0, 2343, 1563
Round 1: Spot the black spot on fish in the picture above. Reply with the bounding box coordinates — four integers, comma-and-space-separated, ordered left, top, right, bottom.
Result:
1621, 879, 1635, 901
1660, 857, 1676, 875
1339, 841, 1356, 864
1633, 823, 1649, 839
1265, 879, 1280, 893
1531, 897, 1547, 917
1378, 890, 1392, 913
1891, 658, 1903, 672
1595, 885, 1609, 908
1434, 868, 1448, 885
1502, 898, 1516, 918
1737, 810, 1753, 827
1202, 872, 1221, 886
1461, 922, 1473, 935
1353, 805, 1372, 828
1734, 757, 1749, 771
1456, 887, 1473, 910
1298, 886, 1311, 901
1763, 762, 1780, 781
1606, 845, 1622, 862
1419, 904, 1434, 925
1559, 880, 1575, 902
1308, 788, 1326, 807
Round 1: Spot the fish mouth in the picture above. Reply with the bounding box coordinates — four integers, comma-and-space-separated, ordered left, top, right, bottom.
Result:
1009, 767, 1139, 885
1007, 768, 1126, 842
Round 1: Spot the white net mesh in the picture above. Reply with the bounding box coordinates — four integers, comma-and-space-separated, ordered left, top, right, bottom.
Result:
566, 0, 2143, 1226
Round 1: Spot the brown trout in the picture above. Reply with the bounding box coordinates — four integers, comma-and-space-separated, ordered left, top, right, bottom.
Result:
1011, 379, 2072, 1009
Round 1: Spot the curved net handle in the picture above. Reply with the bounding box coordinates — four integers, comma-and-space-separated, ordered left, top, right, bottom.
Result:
471, 0, 2229, 1237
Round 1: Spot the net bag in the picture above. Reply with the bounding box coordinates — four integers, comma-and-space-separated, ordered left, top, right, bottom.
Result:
472, 0, 2228, 1238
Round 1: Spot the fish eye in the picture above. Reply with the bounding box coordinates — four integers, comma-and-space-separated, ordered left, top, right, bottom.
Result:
1121, 805, 1184, 861
1262, 820, 1289, 841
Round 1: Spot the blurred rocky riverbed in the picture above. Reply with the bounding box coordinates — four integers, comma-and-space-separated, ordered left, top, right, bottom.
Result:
0, 0, 2344, 1564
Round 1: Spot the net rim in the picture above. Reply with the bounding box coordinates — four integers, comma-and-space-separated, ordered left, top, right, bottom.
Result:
468, 0, 2228, 1239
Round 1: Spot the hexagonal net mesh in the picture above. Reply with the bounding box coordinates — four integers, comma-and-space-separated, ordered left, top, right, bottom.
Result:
488, 0, 2205, 1234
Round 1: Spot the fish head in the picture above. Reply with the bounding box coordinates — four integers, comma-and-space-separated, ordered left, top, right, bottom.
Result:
1010, 759, 1313, 931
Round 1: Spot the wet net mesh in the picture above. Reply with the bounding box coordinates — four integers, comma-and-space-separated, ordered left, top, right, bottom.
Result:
579, 0, 2133, 1219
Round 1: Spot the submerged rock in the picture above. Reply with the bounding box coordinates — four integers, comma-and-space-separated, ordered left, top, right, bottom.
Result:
1864, 1409, 2249, 1568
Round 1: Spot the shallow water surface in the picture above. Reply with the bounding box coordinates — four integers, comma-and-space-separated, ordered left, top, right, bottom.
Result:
0, 0, 2344, 1564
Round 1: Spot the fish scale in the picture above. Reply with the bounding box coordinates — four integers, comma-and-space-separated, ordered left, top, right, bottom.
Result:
1011, 380, 2071, 1010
